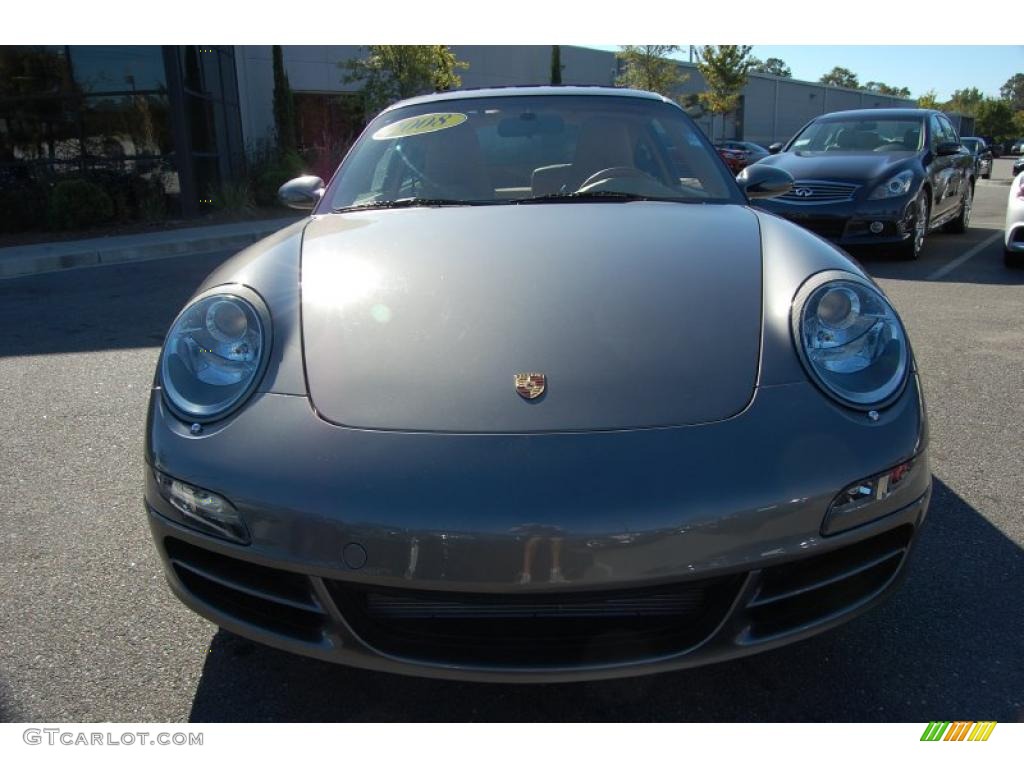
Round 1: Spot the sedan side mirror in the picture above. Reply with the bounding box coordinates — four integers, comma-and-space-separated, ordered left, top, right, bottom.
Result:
278, 175, 325, 211
736, 164, 794, 200
936, 141, 962, 157
768, 142, 784, 155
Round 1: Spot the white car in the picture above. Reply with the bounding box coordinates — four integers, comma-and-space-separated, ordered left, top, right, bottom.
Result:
1006, 170, 1024, 267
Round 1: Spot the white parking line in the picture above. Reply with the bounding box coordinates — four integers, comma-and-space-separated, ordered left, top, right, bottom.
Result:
927, 231, 1004, 281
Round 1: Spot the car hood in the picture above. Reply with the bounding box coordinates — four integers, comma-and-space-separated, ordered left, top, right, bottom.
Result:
758, 151, 915, 183
300, 203, 762, 433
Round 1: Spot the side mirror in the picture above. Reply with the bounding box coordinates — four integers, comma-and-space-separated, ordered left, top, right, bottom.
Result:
768, 142, 784, 155
736, 164, 794, 199
936, 141, 962, 157
278, 175, 325, 211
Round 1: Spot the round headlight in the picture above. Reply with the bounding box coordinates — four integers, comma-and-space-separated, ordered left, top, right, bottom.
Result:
160, 290, 270, 422
794, 277, 909, 408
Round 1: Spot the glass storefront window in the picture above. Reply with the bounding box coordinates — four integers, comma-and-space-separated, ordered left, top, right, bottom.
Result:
82, 94, 172, 158
0, 46, 69, 99
68, 46, 166, 94
0, 45, 242, 230
0, 97, 81, 165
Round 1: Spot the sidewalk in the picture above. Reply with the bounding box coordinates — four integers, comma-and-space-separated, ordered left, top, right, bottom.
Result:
0, 215, 303, 279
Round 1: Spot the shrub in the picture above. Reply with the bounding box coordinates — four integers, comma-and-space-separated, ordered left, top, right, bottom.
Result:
87, 169, 167, 223
253, 167, 293, 207
250, 150, 306, 207
48, 179, 115, 231
0, 182, 50, 234
213, 179, 255, 213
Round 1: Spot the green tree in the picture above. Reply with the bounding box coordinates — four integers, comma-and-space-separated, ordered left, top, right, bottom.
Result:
272, 45, 297, 156
999, 73, 1024, 111
819, 66, 859, 89
917, 89, 941, 109
695, 45, 753, 140
550, 45, 562, 86
975, 98, 1016, 141
749, 56, 791, 78
615, 46, 687, 98
864, 81, 911, 98
945, 87, 985, 116
343, 45, 468, 115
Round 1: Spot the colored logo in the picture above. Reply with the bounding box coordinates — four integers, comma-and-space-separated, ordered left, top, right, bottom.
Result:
514, 372, 546, 400
372, 112, 468, 141
920, 721, 997, 741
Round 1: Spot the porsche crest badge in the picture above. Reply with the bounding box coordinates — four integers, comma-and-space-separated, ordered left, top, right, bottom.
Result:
514, 372, 546, 400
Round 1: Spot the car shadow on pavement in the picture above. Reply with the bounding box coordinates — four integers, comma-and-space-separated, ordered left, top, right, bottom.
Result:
852, 226, 1024, 286
0, 251, 233, 358
188, 477, 1023, 722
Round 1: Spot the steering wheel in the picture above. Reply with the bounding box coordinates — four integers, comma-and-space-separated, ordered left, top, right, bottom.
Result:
394, 143, 463, 199
576, 166, 652, 192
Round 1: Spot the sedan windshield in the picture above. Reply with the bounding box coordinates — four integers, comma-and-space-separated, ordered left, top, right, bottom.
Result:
961, 138, 981, 153
790, 118, 926, 154
325, 94, 742, 210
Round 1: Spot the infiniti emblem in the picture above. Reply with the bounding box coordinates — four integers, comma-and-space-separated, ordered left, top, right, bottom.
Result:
793, 187, 814, 197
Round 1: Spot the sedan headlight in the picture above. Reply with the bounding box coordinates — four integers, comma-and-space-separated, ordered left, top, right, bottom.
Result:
868, 170, 914, 199
793, 275, 909, 409
160, 288, 271, 422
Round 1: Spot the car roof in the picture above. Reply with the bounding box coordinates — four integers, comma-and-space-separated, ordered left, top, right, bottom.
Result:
812, 108, 940, 121
383, 85, 672, 113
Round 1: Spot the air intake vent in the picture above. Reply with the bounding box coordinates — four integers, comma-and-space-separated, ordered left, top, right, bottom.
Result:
326, 577, 743, 667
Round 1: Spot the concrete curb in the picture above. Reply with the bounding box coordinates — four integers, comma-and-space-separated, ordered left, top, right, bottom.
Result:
0, 216, 302, 279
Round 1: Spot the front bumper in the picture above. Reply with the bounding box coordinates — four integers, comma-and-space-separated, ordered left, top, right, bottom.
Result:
755, 194, 917, 247
145, 380, 930, 681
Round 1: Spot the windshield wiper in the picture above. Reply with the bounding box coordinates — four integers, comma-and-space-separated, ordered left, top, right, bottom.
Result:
334, 197, 476, 213
512, 190, 701, 204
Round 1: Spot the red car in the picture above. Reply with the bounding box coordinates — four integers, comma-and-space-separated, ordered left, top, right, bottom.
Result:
715, 145, 748, 174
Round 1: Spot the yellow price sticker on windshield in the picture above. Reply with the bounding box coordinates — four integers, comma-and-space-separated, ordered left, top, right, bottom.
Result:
372, 112, 468, 140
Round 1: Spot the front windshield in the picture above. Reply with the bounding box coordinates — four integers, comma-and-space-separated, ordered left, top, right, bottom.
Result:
325, 94, 741, 210
789, 117, 926, 154
961, 138, 980, 153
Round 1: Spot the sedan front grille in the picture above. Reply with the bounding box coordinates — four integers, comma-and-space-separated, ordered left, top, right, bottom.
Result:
778, 180, 859, 204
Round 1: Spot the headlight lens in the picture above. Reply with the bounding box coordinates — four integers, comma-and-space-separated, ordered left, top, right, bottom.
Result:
868, 170, 914, 199
160, 292, 268, 421
796, 279, 909, 408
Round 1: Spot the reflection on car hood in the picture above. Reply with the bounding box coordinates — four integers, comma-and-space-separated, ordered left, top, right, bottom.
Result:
757, 151, 915, 183
300, 203, 763, 433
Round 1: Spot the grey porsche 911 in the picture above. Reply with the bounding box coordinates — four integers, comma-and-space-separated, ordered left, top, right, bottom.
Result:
145, 86, 931, 682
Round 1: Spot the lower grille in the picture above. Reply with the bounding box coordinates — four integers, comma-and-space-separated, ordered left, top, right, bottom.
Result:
745, 525, 913, 640
790, 217, 848, 239
327, 577, 743, 666
164, 537, 327, 643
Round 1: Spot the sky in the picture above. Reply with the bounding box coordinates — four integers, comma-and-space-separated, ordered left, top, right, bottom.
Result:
596, 46, 1023, 102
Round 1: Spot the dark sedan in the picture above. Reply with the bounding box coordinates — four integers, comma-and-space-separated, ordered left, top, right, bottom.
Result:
961, 137, 992, 179
753, 109, 975, 259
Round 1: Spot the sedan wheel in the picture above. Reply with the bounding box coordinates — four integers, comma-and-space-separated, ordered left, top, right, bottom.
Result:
946, 183, 972, 234
896, 194, 928, 260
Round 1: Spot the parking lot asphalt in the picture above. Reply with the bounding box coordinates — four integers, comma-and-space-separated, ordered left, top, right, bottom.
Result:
0, 163, 1021, 722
